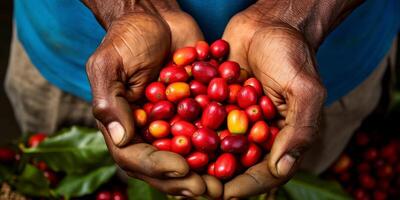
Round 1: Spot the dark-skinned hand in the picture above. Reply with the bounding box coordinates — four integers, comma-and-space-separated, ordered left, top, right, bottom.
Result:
219, 0, 363, 199
83, 0, 222, 198
83, 0, 364, 199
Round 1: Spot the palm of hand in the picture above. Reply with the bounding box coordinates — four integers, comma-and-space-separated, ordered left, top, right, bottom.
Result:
220, 13, 326, 199
87, 11, 213, 198
88, 13, 170, 104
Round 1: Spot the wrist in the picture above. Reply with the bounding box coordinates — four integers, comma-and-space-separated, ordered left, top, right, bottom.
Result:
250, 0, 364, 49
82, 0, 180, 29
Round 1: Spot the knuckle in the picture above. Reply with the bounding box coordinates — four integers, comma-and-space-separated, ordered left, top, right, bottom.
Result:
86, 52, 108, 74
144, 155, 159, 176
92, 98, 111, 121
133, 144, 159, 176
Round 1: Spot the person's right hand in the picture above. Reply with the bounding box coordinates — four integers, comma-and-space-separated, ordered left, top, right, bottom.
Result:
83, 1, 221, 198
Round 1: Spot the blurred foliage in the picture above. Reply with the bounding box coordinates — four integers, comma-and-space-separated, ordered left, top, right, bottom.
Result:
127, 178, 167, 200
55, 165, 116, 198
22, 127, 113, 174
279, 172, 351, 200
1, 126, 350, 199
1, 127, 117, 199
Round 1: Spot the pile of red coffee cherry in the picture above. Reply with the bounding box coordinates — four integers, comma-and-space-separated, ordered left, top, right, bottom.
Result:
133, 40, 279, 180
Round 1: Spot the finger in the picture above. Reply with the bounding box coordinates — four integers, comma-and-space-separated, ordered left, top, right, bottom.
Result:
86, 46, 135, 147
224, 158, 287, 199
253, 73, 324, 179
268, 124, 315, 178
248, 27, 326, 178
266, 70, 325, 178
163, 11, 205, 50
130, 172, 206, 197
221, 14, 257, 72
87, 14, 170, 147
97, 122, 189, 178
202, 175, 223, 199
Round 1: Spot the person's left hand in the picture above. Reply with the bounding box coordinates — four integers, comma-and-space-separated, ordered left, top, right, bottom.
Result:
220, 2, 328, 199
219, 0, 364, 198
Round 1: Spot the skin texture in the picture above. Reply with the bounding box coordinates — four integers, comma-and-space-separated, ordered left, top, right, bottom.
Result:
221, 0, 364, 199
82, 0, 363, 198
83, 0, 218, 198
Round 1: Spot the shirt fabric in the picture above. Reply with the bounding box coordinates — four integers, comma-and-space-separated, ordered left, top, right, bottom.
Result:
14, 0, 400, 104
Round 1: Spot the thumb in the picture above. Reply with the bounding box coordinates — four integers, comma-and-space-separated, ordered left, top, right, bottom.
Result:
86, 45, 135, 147
86, 13, 171, 147
245, 27, 327, 178
267, 73, 326, 178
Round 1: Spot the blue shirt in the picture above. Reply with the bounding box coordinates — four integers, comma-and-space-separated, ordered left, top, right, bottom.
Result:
14, 0, 400, 104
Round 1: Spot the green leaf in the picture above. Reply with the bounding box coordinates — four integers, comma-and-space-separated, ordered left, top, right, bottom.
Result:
127, 178, 167, 200
22, 126, 113, 174
14, 164, 51, 197
55, 164, 116, 198
282, 172, 351, 200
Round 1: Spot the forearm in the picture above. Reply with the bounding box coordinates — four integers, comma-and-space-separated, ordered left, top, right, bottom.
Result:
252, 0, 364, 49
81, 0, 180, 29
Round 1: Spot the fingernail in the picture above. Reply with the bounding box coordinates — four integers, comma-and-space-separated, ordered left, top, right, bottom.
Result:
277, 154, 296, 177
107, 121, 125, 145
165, 171, 181, 178
181, 190, 194, 197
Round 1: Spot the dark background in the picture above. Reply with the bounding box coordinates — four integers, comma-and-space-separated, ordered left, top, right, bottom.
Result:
0, 0, 19, 144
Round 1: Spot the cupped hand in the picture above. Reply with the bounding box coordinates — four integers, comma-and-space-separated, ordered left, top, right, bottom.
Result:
221, 3, 327, 199
85, 1, 220, 198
